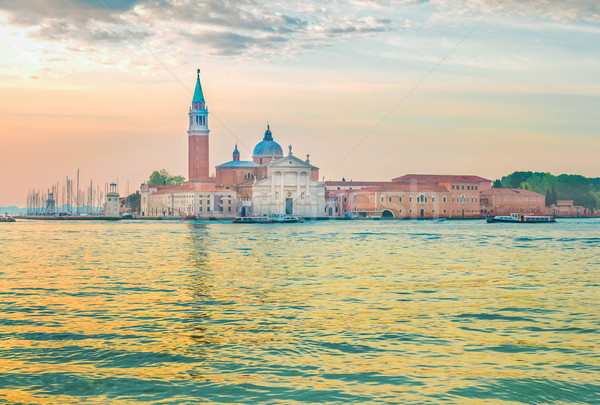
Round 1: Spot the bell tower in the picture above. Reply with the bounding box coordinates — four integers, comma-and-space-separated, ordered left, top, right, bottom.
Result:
188, 69, 210, 182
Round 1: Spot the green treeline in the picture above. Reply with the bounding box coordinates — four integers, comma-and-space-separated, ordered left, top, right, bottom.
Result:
147, 169, 186, 186
495, 171, 600, 209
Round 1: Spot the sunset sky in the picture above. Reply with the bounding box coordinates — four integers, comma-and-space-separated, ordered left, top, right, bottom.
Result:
1, 0, 599, 206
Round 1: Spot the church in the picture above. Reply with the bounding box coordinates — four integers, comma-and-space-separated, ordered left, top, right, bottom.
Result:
141, 70, 325, 218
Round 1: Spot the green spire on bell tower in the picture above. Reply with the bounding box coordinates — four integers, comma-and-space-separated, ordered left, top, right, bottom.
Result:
192, 68, 205, 104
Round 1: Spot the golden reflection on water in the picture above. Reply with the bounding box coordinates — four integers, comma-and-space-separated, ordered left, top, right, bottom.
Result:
1, 219, 599, 404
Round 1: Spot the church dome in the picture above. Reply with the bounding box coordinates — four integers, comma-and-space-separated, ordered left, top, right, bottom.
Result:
253, 125, 283, 158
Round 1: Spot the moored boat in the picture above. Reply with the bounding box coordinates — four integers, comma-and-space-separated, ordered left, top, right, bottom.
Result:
232, 214, 303, 223
486, 213, 555, 223
273, 215, 304, 223
0, 215, 16, 222
233, 215, 273, 223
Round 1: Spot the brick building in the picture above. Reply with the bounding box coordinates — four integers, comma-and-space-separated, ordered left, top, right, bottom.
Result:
479, 188, 546, 215
325, 174, 491, 219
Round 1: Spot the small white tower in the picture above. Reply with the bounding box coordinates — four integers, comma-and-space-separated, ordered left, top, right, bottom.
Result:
105, 182, 120, 218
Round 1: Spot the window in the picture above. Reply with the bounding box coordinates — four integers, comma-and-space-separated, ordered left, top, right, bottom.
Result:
199, 207, 202, 212
475, 186, 478, 190
462, 185, 465, 190
388, 196, 392, 203
452, 185, 455, 190
432, 209, 435, 213
399, 209, 402, 213
409, 196, 413, 203
381, 197, 384, 202
418, 194, 427, 204
443, 196, 446, 203
409, 209, 412, 213
344, 197, 347, 202
432, 197, 435, 203
443, 209, 446, 213
228, 207, 231, 212
398, 196, 402, 203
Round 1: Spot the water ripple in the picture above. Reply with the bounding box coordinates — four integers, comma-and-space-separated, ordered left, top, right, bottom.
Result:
0, 218, 599, 403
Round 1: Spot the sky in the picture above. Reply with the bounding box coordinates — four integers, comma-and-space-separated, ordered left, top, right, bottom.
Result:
0, 0, 599, 206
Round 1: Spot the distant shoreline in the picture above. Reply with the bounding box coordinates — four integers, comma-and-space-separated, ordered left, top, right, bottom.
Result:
13, 215, 599, 222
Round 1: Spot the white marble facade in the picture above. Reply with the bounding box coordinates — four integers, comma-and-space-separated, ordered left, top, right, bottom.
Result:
251, 155, 325, 217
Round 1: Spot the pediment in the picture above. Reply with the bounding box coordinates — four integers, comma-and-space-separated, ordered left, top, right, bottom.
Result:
268, 155, 317, 169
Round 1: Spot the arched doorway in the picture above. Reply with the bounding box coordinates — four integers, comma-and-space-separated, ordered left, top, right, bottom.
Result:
241, 207, 247, 216
381, 209, 394, 219
420, 208, 425, 218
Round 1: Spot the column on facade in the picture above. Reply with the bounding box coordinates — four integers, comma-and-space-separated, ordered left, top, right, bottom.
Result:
280, 171, 284, 214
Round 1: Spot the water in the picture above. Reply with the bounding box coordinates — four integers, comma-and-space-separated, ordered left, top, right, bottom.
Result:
1, 218, 599, 404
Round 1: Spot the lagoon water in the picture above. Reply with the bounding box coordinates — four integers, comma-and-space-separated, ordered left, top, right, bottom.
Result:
1, 218, 599, 404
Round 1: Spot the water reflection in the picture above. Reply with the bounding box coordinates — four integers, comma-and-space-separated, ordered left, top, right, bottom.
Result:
0, 219, 599, 404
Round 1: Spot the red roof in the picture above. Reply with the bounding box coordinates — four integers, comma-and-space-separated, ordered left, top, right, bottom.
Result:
153, 184, 227, 195
392, 174, 491, 184
345, 184, 449, 193
481, 188, 544, 197
480, 188, 543, 197
325, 181, 392, 187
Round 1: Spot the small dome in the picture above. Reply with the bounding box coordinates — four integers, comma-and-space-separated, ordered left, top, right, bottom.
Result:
253, 125, 283, 158
232, 144, 240, 156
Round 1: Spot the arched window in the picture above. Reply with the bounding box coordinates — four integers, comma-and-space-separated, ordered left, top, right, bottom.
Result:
244, 173, 255, 180
418, 194, 427, 204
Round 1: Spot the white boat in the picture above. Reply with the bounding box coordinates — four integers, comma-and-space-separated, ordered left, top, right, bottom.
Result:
232, 215, 273, 223
273, 215, 303, 223
0, 215, 16, 222
232, 215, 303, 223
486, 213, 555, 223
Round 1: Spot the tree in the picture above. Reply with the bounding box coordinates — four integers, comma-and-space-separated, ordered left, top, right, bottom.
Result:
549, 186, 558, 206
497, 171, 599, 210
122, 192, 141, 213
501, 171, 533, 189
492, 179, 502, 188
147, 169, 186, 186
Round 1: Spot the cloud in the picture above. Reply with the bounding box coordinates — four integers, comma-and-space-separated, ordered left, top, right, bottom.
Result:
428, 0, 600, 23
0, 0, 597, 78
